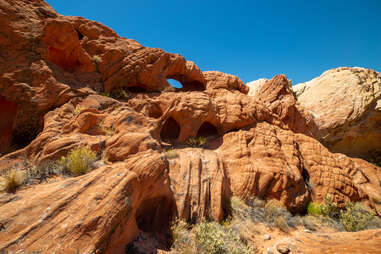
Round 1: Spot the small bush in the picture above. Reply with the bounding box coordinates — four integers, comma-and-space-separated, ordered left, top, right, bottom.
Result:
0, 169, 26, 193
171, 219, 196, 254
186, 136, 206, 148
340, 202, 376, 232
307, 202, 322, 216
321, 195, 340, 219
92, 55, 102, 63
59, 147, 96, 176
170, 217, 254, 254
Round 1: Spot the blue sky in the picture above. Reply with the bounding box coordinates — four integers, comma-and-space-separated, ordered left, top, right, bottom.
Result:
48, 0, 381, 84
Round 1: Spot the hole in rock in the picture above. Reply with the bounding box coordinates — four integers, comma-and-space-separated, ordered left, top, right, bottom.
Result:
160, 117, 180, 141
167, 79, 183, 89
75, 29, 84, 40
166, 76, 205, 92
135, 196, 176, 246
197, 121, 218, 137
0, 98, 18, 154
127, 86, 147, 93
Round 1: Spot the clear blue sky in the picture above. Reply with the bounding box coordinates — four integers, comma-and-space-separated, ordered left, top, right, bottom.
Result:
48, 0, 380, 84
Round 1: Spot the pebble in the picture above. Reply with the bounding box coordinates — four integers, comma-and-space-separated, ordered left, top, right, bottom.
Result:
264, 234, 271, 240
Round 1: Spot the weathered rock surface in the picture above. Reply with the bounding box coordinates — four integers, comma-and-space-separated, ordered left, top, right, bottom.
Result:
294, 67, 381, 163
246, 78, 267, 97
0, 1, 380, 254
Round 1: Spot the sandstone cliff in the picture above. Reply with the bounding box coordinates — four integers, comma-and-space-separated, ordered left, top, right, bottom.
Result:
0, 1, 380, 254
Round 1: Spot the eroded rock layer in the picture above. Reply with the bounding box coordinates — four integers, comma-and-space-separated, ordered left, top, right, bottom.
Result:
0, 1, 380, 254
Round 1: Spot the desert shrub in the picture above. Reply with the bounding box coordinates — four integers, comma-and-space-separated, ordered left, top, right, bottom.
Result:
74, 105, 84, 115
321, 195, 340, 219
307, 202, 322, 216
164, 150, 179, 160
170, 217, 254, 254
340, 202, 376, 232
59, 147, 96, 176
186, 137, 206, 148
92, 55, 102, 63
26, 160, 63, 183
0, 168, 26, 193
171, 219, 196, 254
195, 220, 253, 254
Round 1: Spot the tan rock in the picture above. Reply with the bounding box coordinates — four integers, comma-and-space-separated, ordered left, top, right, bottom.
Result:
294, 67, 381, 162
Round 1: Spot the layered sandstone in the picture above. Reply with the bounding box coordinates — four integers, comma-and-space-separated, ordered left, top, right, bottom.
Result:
0, 1, 380, 254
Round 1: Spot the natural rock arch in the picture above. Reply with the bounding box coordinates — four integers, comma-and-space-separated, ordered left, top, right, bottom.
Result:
166, 75, 205, 92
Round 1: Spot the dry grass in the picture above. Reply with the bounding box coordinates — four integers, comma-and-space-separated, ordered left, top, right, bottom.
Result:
186, 137, 206, 148
0, 169, 26, 193
59, 147, 97, 176
92, 55, 102, 63
164, 149, 179, 160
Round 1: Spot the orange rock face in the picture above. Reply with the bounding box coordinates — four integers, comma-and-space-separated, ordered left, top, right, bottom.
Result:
0, 1, 380, 254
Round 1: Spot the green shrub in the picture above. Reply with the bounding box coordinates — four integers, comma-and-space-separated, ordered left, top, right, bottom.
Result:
186, 136, 206, 147
321, 195, 340, 219
59, 147, 96, 176
170, 217, 254, 254
340, 202, 376, 232
0, 168, 26, 193
307, 202, 322, 216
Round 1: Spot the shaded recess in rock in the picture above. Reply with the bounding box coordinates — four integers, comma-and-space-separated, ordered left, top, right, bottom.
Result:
160, 117, 180, 141
135, 196, 177, 247
197, 121, 218, 137
0, 98, 18, 154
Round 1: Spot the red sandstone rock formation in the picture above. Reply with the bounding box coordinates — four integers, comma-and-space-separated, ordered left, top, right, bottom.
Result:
0, 1, 380, 254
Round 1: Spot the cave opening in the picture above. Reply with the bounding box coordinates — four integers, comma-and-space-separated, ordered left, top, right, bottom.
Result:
75, 29, 84, 40
197, 121, 218, 137
127, 86, 147, 93
134, 196, 177, 248
160, 117, 180, 141
181, 80, 205, 92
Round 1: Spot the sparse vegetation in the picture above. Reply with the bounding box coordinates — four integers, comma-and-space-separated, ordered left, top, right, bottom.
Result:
186, 136, 206, 148
321, 195, 340, 219
92, 55, 102, 64
307, 202, 322, 216
74, 105, 84, 115
26, 160, 63, 183
101, 88, 129, 100
164, 149, 179, 159
59, 147, 97, 176
339, 202, 377, 232
171, 219, 254, 254
0, 168, 26, 193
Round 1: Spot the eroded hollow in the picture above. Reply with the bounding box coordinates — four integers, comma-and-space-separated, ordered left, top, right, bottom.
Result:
47, 46, 80, 72
197, 121, 218, 137
0, 98, 18, 154
127, 86, 147, 93
148, 105, 162, 119
160, 117, 180, 141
